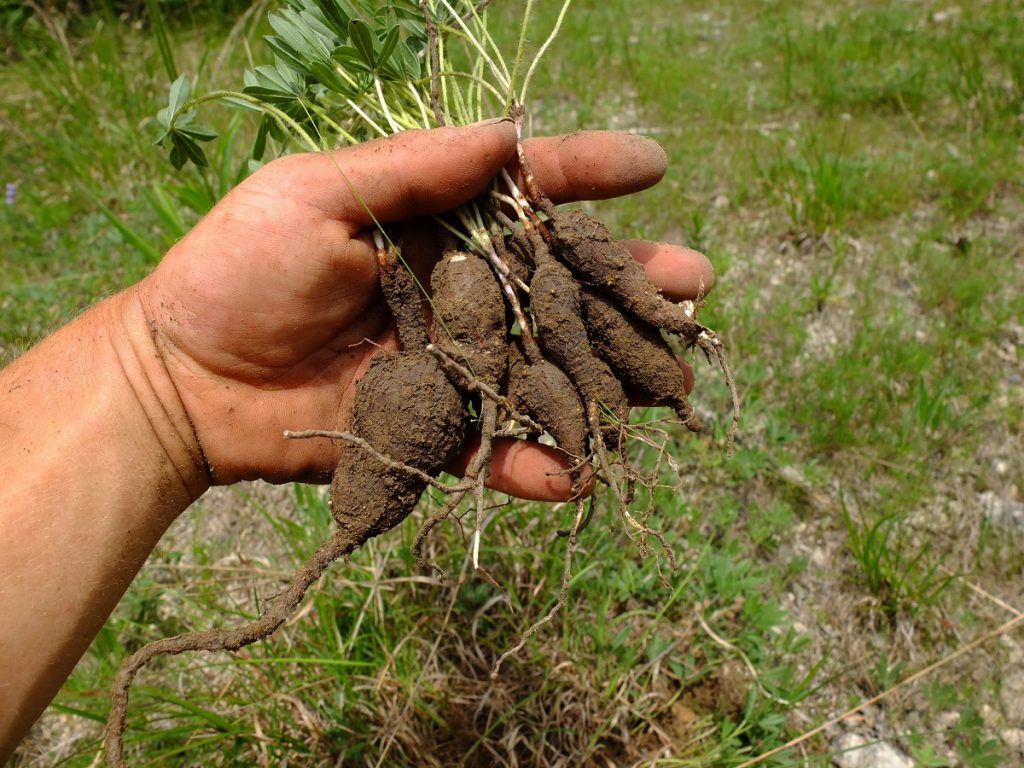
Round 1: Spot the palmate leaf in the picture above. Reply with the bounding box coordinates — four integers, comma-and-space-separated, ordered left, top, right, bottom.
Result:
169, 133, 208, 170
153, 74, 219, 170
243, 63, 310, 104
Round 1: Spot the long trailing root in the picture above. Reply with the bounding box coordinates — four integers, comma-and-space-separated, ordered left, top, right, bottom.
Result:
105, 530, 356, 768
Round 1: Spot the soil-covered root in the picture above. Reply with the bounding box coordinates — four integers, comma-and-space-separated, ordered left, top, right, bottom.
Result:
580, 287, 703, 432
377, 240, 429, 352
544, 207, 708, 343
330, 349, 467, 538
527, 234, 629, 431
430, 247, 508, 389
506, 340, 586, 460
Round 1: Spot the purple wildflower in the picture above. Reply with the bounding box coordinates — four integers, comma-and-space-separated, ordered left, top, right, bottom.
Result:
4, 182, 14, 206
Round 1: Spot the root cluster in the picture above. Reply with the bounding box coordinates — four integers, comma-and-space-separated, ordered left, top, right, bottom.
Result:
103, 160, 739, 766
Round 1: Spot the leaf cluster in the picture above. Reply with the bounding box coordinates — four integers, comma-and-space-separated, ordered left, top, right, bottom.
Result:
154, 0, 458, 168
153, 75, 218, 170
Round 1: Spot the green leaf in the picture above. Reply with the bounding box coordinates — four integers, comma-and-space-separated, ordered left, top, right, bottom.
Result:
240, 86, 293, 105
349, 19, 376, 69
265, 37, 313, 77
170, 133, 209, 169
315, 0, 351, 37
253, 115, 271, 161
167, 73, 190, 117
299, 8, 341, 45
376, 24, 400, 69
396, 39, 421, 79
269, 12, 318, 60
177, 123, 218, 142
333, 44, 373, 75
309, 59, 356, 96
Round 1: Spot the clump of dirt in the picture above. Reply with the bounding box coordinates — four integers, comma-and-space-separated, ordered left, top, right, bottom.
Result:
103, 163, 739, 766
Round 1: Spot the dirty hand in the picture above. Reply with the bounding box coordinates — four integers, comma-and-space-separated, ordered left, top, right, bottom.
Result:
129, 120, 714, 497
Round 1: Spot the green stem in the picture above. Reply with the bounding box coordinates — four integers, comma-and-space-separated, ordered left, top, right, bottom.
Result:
521, 0, 573, 105
178, 91, 321, 152
506, 0, 535, 111
436, 0, 510, 92
374, 76, 402, 133
346, 98, 388, 137
438, 70, 506, 104
461, 0, 512, 88
407, 81, 431, 128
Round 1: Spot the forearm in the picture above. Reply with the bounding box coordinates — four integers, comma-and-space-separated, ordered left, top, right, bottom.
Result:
0, 289, 210, 759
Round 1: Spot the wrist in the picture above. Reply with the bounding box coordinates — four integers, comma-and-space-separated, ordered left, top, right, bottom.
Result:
102, 288, 213, 502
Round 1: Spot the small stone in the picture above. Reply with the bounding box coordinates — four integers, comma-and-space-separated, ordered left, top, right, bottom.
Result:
979, 491, 1024, 534
1001, 727, 1024, 755
983, 703, 1006, 729
1001, 671, 1024, 723
833, 733, 914, 768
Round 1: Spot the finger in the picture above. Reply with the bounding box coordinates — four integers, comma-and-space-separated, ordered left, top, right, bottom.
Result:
625, 239, 716, 301
515, 131, 667, 204
450, 438, 594, 502
288, 120, 518, 229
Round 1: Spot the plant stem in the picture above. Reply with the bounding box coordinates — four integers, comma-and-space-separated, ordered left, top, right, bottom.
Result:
506, 0, 535, 112
520, 0, 573, 105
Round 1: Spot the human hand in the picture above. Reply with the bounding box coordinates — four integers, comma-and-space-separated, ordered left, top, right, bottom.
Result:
124, 121, 714, 498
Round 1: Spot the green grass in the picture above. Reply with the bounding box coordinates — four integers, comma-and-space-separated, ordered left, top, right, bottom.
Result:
6, 0, 1024, 766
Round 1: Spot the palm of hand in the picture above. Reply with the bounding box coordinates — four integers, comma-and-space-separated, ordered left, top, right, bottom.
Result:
133, 125, 712, 494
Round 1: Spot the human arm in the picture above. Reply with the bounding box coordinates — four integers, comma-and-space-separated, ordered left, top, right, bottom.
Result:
0, 121, 714, 758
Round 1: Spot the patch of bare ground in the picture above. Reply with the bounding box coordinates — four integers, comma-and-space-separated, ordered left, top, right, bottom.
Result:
705, 190, 1024, 762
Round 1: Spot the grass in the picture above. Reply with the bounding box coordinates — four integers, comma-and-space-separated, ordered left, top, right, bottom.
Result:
5, 0, 1024, 766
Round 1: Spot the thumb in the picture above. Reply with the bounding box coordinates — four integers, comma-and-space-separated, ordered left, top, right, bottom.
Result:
293, 120, 517, 230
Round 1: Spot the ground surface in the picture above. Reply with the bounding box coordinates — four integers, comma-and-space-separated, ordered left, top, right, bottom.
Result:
3, 1, 1022, 766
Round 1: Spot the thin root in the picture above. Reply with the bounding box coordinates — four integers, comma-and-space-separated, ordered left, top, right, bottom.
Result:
283, 430, 453, 493
427, 344, 544, 434
587, 402, 677, 571
695, 331, 740, 456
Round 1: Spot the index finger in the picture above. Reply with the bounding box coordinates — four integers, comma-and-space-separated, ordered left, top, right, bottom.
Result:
515, 131, 668, 204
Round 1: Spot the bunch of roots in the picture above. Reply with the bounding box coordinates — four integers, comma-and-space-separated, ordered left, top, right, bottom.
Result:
103, 153, 738, 766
